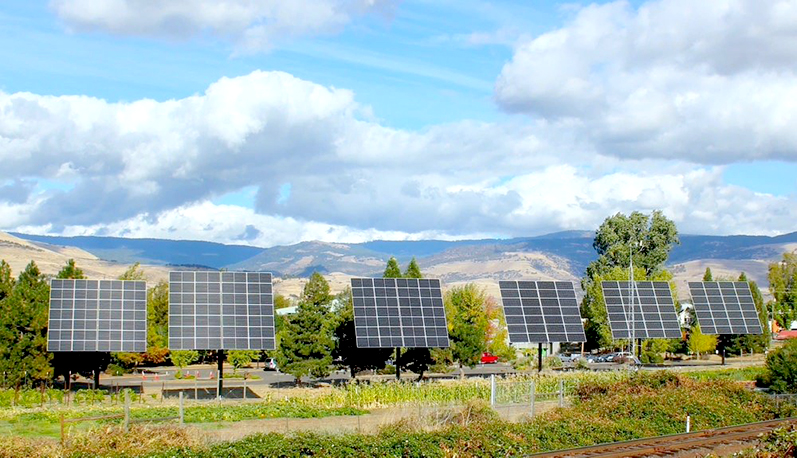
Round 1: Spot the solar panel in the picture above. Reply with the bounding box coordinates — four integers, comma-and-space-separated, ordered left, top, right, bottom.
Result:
688, 281, 763, 335
601, 281, 681, 340
350, 278, 450, 348
48, 279, 147, 352
498, 281, 586, 344
168, 271, 275, 350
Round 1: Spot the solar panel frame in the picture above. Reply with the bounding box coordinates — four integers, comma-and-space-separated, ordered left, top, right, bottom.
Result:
601, 281, 681, 340
168, 271, 276, 351
350, 277, 450, 349
48, 279, 147, 352
688, 281, 763, 335
498, 280, 586, 344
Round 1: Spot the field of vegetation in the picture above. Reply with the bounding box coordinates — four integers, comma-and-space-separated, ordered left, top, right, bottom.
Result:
0, 370, 792, 457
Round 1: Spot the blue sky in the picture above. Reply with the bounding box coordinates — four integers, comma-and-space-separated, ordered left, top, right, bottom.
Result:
1, 0, 796, 246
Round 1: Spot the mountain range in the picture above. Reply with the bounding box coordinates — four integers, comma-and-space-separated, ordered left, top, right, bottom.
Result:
5, 230, 797, 299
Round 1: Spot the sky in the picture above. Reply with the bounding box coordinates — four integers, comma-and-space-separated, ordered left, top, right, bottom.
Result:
1, 0, 796, 247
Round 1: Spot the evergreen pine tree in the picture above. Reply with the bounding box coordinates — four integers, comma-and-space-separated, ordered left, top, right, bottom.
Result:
383, 257, 402, 278
0, 261, 52, 391
404, 257, 423, 279
277, 272, 334, 383
703, 267, 713, 281
57, 259, 85, 279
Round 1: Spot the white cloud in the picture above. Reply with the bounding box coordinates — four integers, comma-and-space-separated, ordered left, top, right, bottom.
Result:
2, 69, 797, 242
495, 0, 797, 163
50, 0, 396, 51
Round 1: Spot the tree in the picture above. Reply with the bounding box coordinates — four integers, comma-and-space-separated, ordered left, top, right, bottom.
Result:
170, 350, 199, 375
332, 287, 391, 378
703, 267, 713, 281
688, 324, 717, 357
0, 262, 52, 392
764, 338, 797, 393
144, 280, 170, 364
588, 210, 679, 278
228, 350, 260, 373
769, 252, 797, 329
581, 211, 680, 351
0, 260, 12, 302
274, 294, 292, 310
57, 259, 85, 280
445, 284, 491, 374
383, 257, 402, 278
277, 272, 335, 384
119, 262, 146, 281
404, 257, 423, 279
398, 347, 434, 381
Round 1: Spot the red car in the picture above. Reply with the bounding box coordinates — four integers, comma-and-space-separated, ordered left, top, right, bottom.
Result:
480, 352, 499, 364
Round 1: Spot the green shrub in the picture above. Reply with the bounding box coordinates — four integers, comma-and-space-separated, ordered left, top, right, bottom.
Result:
545, 355, 562, 369
106, 364, 127, 376
765, 339, 797, 393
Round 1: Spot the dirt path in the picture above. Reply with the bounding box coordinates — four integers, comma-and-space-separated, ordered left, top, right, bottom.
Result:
200, 401, 563, 442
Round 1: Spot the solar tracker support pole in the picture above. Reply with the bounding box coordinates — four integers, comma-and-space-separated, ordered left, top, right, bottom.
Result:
537, 344, 543, 372
395, 348, 401, 381
636, 338, 642, 358
218, 350, 224, 399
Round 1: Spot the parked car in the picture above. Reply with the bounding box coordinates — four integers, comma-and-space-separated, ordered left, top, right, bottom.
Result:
480, 352, 499, 364
264, 358, 278, 371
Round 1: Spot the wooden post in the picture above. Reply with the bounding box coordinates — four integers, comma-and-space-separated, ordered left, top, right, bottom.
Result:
530, 380, 536, 417
60, 413, 65, 446
243, 376, 247, 400
140, 382, 144, 404
490, 374, 496, 406
558, 379, 564, 407
123, 390, 130, 431
178, 391, 184, 424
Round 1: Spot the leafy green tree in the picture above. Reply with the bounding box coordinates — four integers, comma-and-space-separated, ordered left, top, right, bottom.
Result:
764, 338, 797, 393
688, 324, 717, 357
587, 210, 679, 278
170, 350, 199, 373
703, 267, 713, 281
274, 294, 292, 310
57, 259, 85, 280
227, 350, 260, 373
119, 262, 146, 281
769, 252, 797, 329
383, 257, 402, 278
445, 284, 491, 373
277, 272, 335, 384
0, 262, 52, 392
398, 347, 434, 381
145, 280, 170, 364
404, 257, 423, 279
332, 287, 392, 378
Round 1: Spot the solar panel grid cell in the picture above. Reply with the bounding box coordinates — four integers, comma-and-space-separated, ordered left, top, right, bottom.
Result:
350, 278, 449, 348
687, 281, 762, 335
498, 280, 586, 344
600, 281, 681, 340
47, 279, 147, 352
168, 271, 275, 350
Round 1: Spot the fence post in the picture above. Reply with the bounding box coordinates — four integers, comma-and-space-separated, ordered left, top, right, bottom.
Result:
490, 374, 496, 406
686, 414, 691, 433
195, 376, 199, 401
179, 391, 184, 424
530, 381, 536, 417
243, 377, 247, 401
60, 413, 65, 446
558, 379, 564, 407
124, 390, 130, 431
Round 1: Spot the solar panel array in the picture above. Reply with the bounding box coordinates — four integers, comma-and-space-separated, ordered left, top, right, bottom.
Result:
168, 271, 275, 350
498, 281, 586, 343
350, 278, 450, 348
688, 281, 763, 335
48, 279, 147, 352
601, 281, 681, 340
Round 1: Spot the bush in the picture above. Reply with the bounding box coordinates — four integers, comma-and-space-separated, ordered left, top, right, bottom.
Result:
765, 339, 797, 393
545, 355, 562, 369
106, 364, 127, 376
